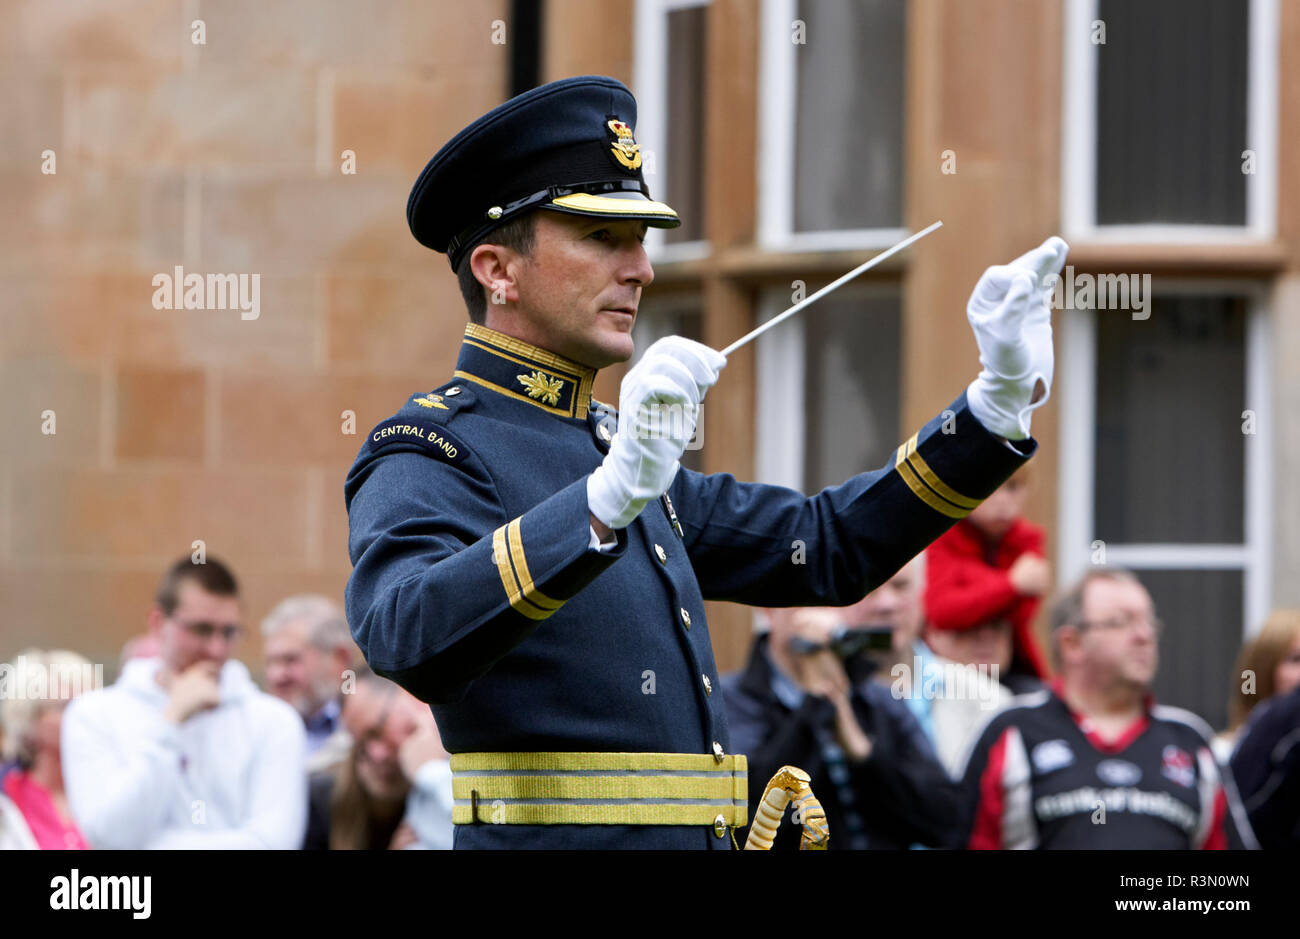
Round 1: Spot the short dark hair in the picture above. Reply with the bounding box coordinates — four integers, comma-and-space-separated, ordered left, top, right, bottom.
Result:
455, 212, 538, 324
155, 555, 240, 617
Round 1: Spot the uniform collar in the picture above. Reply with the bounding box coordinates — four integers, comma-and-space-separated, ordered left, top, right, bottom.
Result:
453, 323, 597, 421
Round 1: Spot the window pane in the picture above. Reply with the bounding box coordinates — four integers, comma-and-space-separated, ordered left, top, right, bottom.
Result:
1094, 295, 1245, 543
793, 0, 905, 232
1140, 569, 1242, 732
1095, 0, 1248, 225
803, 292, 900, 492
665, 6, 707, 244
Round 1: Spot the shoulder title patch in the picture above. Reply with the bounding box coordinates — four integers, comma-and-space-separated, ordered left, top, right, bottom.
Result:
365, 417, 468, 465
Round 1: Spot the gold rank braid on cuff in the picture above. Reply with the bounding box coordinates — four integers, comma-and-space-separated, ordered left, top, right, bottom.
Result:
743, 765, 829, 851
893, 432, 981, 519
491, 518, 563, 620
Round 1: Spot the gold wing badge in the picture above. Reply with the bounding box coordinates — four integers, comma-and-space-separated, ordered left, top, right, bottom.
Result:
517, 370, 563, 406
606, 119, 642, 171
744, 766, 829, 851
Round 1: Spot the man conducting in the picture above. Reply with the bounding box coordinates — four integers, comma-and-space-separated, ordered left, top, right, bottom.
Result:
344, 75, 1065, 849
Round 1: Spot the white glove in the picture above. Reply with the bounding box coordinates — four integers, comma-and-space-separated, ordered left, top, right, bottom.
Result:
587, 337, 726, 529
965, 236, 1069, 440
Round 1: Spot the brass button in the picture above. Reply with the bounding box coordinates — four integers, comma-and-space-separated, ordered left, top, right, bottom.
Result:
598, 423, 612, 442
712, 741, 724, 763
445, 386, 462, 397
680, 608, 691, 629
654, 544, 667, 564
702, 674, 712, 695
713, 814, 727, 838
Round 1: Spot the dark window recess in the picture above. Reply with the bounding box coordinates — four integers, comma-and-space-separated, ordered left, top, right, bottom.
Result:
1093, 294, 1246, 544
1140, 569, 1242, 732
1095, 0, 1248, 225
509, 0, 543, 98
793, 0, 905, 232
803, 292, 901, 493
665, 5, 708, 244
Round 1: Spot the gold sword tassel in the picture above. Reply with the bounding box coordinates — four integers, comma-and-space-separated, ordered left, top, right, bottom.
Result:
742, 765, 829, 851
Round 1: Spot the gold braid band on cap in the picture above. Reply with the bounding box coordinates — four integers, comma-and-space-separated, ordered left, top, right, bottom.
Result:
743, 765, 829, 851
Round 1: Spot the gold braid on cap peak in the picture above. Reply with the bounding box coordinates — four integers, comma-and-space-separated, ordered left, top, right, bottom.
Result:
743, 766, 829, 851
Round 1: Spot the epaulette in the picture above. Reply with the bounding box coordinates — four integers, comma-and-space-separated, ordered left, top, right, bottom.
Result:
359, 382, 476, 467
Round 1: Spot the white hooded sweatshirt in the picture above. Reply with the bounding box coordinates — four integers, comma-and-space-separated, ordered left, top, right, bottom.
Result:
61, 657, 307, 849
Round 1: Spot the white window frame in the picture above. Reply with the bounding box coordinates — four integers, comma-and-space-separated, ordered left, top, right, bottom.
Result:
753, 283, 903, 493
1061, 0, 1279, 243
757, 0, 908, 252
634, 0, 712, 263
1056, 280, 1273, 641
755, 288, 807, 490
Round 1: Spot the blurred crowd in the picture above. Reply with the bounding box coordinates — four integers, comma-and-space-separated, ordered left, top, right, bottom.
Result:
0, 563, 453, 851
2, 467, 1297, 850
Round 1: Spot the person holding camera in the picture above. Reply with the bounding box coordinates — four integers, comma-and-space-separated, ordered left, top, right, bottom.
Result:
720, 563, 966, 850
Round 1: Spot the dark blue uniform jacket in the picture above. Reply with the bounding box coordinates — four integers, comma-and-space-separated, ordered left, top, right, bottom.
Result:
344, 324, 1034, 848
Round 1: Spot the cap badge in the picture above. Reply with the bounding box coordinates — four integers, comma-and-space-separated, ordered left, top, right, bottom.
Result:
606, 118, 642, 171
517, 370, 564, 406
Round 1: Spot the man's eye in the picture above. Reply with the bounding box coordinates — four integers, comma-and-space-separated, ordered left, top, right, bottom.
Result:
589, 229, 611, 242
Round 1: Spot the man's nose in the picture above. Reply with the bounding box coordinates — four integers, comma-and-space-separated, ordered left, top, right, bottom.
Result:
875, 595, 902, 615
622, 241, 654, 287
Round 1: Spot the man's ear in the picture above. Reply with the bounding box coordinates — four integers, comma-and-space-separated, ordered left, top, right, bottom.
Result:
469, 243, 521, 307
145, 604, 164, 635
1056, 625, 1082, 664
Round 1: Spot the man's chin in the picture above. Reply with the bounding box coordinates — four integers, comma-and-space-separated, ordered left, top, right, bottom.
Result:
1119, 668, 1156, 691
578, 330, 635, 369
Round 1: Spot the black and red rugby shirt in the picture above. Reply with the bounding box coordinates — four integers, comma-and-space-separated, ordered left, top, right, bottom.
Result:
959, 681, 1257, 849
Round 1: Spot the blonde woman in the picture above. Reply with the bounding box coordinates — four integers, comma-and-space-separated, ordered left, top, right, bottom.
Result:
1214, 610, 1300, 761
0, 649, 94, 850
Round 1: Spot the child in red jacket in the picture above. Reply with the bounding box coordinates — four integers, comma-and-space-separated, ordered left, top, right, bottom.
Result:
923, 469, 1051, 694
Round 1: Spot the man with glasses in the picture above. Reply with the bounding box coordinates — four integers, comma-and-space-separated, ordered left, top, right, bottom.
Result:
61, 556, 307, 848
261, 595, 357, 771
959, 568, 1257, 849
